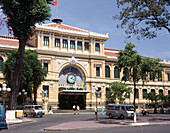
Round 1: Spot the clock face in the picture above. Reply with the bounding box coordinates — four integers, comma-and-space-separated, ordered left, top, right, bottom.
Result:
67, 74, 76, 84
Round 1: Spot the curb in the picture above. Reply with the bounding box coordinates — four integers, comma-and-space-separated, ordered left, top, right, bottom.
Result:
7, 119, 35, 126
44, 122, 170, 131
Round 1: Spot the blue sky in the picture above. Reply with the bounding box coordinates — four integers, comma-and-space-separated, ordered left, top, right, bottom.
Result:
0, 0, 170, 60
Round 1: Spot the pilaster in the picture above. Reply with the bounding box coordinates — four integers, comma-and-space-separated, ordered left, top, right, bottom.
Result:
59, 35, 62, 51
102, 62, 105, 78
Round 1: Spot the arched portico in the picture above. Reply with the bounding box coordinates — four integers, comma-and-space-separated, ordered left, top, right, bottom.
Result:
57, 62, 90, 110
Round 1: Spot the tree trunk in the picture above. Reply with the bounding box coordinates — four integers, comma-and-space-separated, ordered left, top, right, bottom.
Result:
133, 81, 137, 122
8, 35, 26, 110
33, 85, 37, 105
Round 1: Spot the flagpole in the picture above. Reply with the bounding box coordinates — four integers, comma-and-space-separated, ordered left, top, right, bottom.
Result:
56, 0, 58, 18
52, 0, 63, 24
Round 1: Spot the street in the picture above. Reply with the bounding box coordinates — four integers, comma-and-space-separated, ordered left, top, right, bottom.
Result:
1, 113, 170, 133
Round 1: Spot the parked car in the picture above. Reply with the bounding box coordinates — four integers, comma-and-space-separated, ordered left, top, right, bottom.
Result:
0, 103, 8, 130
106, 104, 134, 119
23, 105, 44, 117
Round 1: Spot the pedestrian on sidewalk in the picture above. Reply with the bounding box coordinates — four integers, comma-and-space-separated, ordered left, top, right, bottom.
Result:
48, 106, 53, 114
77, 105, 80, 114
94, 107, 97, 115
73, 104, 76, 115
101, 107, 104, 115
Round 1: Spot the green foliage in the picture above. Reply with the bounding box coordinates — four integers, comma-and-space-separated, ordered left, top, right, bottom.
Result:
114, 0, 170, 39
3, 50, 46, 98
117, 42, 163, 116
117, 42, 163, 83
146, 92, 170, 108
107, 82, 131, 104
0, 0, 52, 40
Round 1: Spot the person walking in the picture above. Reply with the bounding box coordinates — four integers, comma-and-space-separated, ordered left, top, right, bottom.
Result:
73, 104, 76, 115
101, 107, 104, 115
77, 105, 80, 114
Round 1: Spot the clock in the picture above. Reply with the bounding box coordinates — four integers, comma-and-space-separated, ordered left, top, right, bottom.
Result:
67, 74, 76, 84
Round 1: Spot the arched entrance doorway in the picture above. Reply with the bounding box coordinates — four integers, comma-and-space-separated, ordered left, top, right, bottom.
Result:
58, 65, 88, 109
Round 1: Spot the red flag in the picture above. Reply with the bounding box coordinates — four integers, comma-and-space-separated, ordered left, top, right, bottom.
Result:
52, 0, 57, 6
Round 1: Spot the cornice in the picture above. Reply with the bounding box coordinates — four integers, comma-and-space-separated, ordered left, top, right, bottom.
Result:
35, 24, 109, 41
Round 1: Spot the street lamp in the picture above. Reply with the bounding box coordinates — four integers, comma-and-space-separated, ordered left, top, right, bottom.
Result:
0, 83, 11, 107
92, 87, 102, 121
18, 89, 27, 118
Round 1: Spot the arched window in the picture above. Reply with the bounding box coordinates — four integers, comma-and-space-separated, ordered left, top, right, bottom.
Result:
143, 89, 147, 99
135, 89, 138, 99
150, 71, 154, 81
105, 66, 110, 78
158, 71, 162, 81
0, 57, 3, 72
159, 89, 163, 95
151, 89, 155, 94
114, 67, 120, 78
106, 88, 109, 99
123, 68, 129, 81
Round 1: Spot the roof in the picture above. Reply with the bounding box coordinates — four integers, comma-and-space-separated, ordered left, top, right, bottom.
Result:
0, 35, 19, 46
0, 35, 34, 48
36, 23, 109, 40
43, 23, 89, 33
104, 48, 120, 51
104, 51, 118, 57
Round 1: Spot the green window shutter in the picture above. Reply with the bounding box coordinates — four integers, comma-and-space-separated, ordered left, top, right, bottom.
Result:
105, 66, 110, 78
0, 58, 3, 72
44, 63, 48, 72
70, 41, 75, 49
63, 40, 68, 48
158, 71, 162, 81
95, 43, 100, 51
123, 68, 129, 80
150, 71, 154, 81
135, 89, 138, 98
143, 89, 147, 99
84, 42, 89, 51
114, 67, 120, 78
43, 37, 49, 46
106, 88, 109, 99
77, 41, 82, 50
55, 39, 60, 47
96, 67, 100, 76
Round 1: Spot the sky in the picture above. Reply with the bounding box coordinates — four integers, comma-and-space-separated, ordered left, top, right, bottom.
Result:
0, 0, 170, 61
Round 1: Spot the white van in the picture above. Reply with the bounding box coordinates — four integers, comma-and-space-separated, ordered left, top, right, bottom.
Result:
106, 104, 134, 119
24, 105, 44, 117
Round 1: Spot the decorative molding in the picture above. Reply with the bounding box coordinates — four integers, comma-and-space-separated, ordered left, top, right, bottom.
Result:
78, 61, 89, 75
56, 59, 65, 71
69, 56, 77, 64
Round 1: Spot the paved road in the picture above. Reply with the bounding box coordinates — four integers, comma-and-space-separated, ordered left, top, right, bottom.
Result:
1, 113, 170, 133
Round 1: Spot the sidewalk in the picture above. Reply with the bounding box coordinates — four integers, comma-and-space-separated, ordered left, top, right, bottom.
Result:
44, 117, 170, 131
7, 118, 34, 125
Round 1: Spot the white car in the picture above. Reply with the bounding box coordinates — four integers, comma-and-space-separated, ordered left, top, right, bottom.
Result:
24, 105, 44, 117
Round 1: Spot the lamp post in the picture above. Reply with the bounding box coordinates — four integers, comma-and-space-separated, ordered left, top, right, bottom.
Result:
0, 83, 11, 107
92, 87, 102, 121
18, 89, 27, 118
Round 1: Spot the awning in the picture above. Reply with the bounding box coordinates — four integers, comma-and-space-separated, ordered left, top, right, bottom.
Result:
59, 90, 91, 95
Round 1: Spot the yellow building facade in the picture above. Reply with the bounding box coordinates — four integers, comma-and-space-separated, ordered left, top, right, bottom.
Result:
0, 21, 170, 110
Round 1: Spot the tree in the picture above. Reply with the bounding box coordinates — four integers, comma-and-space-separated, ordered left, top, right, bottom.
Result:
3, 50, 47, 105
0, 0, 53, 110
117, 42, 162, 122
114, 0, 170, 39
107, 82, 131, 104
